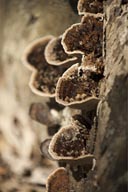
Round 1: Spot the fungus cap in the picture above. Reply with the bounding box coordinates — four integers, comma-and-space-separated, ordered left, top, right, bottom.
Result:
62, 16, 103, 56
44, 36, 78, 66
55, 63, 100, 109
81, 54, 104, 75
40, 138, 55, 160
29, 71, 56, 97
49, 124, 94, 164
46, 167, 69, 192
22, 35, 54, 71
77, 0, 103, 15
29, 103, 53, 124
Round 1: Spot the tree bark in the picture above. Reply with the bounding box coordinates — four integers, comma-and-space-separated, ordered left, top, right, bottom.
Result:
84, 1, 128, 191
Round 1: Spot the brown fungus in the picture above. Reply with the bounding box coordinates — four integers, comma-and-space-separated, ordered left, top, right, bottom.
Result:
29, 70, 55, 97
44, 36, 79, 66
29, 103, 53, 125
55, 63, 100, 109
29, 103, 61, 135
81, 54, 104, 75
49, 124, 94, 165
77, 0, 103, 15
72, 113, 92, 130
22, 36, 72, 97
62, 15, 103, 57
22, 36, 54, 71
40, 138, 55, 161
46, 167, 70, 192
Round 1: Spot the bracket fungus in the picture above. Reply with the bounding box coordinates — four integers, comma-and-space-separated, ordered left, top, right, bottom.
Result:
29, 103, 61, 136
81, 54, 104, 76
55, 63, 101, 109
20, 0, 105, 190
22, 35, 54, 71
72, 113, 92, 130
77, 0, 103, 15
46, 167, 69, 192
40, 138, 55, 161
29, 103, 52, 125
44, 36, 79, 66
49, 123, 94, 165
22, 36, 72, 97
62, 15, 103, 57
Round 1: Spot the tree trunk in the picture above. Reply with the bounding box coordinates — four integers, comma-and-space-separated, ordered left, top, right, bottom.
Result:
84, 1, 128, 191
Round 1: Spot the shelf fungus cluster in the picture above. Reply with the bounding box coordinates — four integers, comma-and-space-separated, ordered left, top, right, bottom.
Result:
40, 120, 96, 191
23, 0, 104, 191
22, 35, 79, 97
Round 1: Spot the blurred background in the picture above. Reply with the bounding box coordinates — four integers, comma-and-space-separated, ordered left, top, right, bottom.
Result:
0, 0, 80, 191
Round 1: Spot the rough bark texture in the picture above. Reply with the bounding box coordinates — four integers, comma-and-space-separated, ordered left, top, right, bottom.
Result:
84, 1, 128, 191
